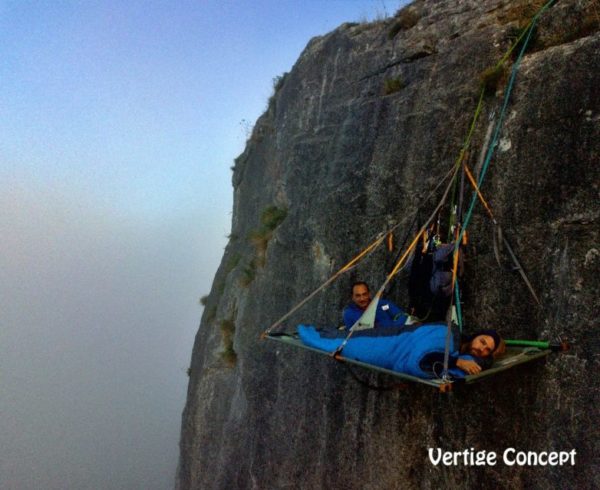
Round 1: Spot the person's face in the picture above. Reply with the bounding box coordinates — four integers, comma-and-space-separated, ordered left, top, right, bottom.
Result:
352, 284, 371, 310
468, 335, 495, 358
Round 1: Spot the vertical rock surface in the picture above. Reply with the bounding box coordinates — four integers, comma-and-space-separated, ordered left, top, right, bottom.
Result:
178, 1, 599, 488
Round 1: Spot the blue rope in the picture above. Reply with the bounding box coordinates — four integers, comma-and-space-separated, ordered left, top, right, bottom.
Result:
460, 0, 556, 240
450, 0, 556, 334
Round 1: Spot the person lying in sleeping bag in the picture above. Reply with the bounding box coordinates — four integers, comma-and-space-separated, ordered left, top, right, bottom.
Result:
342, 281, 408, 330
297, 322, 505, 379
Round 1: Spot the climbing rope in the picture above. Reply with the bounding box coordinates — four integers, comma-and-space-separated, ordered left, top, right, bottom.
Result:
460, 0, 557, 240
441, 0, 557, 378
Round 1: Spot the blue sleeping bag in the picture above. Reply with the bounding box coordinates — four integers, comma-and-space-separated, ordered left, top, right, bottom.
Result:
297, 323, 477, 379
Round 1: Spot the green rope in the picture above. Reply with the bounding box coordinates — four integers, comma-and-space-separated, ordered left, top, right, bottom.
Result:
447, 89, 485, 241
454, 281, 463, 333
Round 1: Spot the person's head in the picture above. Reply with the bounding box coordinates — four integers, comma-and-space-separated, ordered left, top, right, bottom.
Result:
464, 329, 505, 359
351, 281, 371, 310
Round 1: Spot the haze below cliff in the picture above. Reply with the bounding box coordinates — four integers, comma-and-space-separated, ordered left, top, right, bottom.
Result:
0, 2, 402, 489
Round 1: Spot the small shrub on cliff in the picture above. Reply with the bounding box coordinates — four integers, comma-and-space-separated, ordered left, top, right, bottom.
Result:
220, 319, 237, 367
261, 205, 288, 231
226, 253, 241, 273
388, 8, 419, 39
246, 205, 288, 267
239, 260, 257, 287
479, 64, 506, 96
199, 295, 209, 306
265, 73, 289, 116
240, 205, 288, 286
383, 77, 405, 95
272, 73, 288, 93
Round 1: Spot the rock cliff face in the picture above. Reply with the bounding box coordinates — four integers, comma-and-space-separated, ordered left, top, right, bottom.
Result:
177, 1, 599, 488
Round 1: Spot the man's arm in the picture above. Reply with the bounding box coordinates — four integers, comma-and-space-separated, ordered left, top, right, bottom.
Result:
385, 300, 408, 325
420, 353, 488, 376
456, 358, 482, 375
342, 306, 360, 330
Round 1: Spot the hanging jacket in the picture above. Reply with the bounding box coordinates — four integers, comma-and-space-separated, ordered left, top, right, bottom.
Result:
430, 243, 455, 296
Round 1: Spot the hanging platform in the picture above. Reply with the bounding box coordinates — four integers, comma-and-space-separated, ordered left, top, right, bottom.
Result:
265, 332, 553, 388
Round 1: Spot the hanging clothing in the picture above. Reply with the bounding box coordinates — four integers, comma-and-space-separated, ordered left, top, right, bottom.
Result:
430, 243, 458, 296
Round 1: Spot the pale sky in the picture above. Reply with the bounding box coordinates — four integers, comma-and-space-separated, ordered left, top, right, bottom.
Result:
0, 1, 409, 489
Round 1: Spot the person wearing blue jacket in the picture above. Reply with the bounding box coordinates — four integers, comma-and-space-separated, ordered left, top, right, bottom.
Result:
342, 281, 408, 330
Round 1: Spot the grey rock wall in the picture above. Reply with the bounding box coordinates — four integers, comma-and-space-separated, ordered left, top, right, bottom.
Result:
178, 1, 599, 488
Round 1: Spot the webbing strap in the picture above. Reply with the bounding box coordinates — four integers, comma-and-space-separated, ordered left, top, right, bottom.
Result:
463, 163, 494, 219
442, 224, 462, 379
262, 232, 387, 336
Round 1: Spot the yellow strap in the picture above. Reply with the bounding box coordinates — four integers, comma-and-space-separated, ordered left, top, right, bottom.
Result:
388, 229, 424, 279
262, 232, 388, 336
339, 234, 387, 273
463, 162, 495, 220
450, 226, 461, 293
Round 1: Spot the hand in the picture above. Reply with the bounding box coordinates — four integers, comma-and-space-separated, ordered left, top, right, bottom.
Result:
456, 358, 482, 375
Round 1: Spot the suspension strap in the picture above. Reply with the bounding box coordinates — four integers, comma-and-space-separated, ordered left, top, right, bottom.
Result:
442, 224, 463, 380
